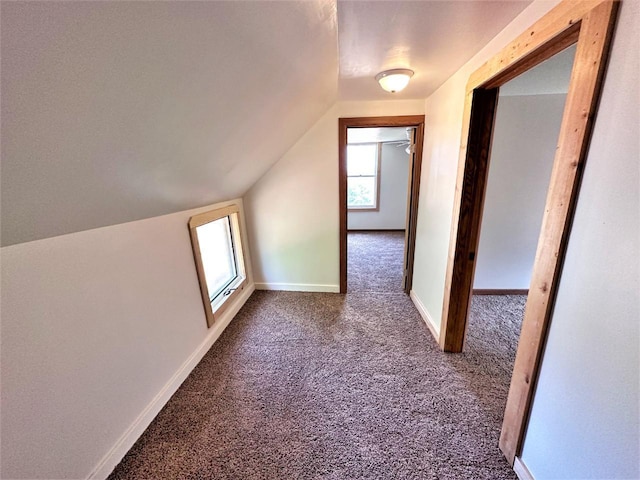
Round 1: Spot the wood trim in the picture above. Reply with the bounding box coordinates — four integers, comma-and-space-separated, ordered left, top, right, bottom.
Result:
339, 120, 348, 293
501, 0, 618, 463
472, 289, 529, 296
340, 115, 425, 128
438, 0, 619, 466
441, 88, 499, 352
188, 204, 238, 228
188, 225, 215, 328
339, 116, 425, 294
188, 204, 248, 328
404, 123, 424, 294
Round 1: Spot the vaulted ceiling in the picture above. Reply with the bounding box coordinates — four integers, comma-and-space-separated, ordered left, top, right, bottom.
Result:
1, 0, 531, 246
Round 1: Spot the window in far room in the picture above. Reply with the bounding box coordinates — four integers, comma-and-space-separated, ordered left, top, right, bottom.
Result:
347, 143, 380, 211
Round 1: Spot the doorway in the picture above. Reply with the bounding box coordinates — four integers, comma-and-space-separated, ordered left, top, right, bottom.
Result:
437, 0, 618, 466
464, 43, 577, 462
338, 116, 425, 295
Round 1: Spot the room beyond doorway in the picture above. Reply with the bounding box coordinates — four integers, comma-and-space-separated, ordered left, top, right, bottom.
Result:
339, 115, 425, 295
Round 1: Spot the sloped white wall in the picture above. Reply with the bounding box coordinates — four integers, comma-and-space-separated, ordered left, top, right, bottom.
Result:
1, 1, 337, 247
1, 199, 254, 479
348, 143, 410, 230
520, 0, 639, 477
245, 99, 424, 291
473, 93, 566, 290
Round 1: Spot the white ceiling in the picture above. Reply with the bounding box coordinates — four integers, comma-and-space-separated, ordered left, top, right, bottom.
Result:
500, 44, 576, 96
1, 1, 338, 245
338, 1, 532, 100
348, 127, 409, 144
1, 0, 534, 245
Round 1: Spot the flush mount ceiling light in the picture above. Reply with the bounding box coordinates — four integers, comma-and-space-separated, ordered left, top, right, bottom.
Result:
375, 69, 414, 93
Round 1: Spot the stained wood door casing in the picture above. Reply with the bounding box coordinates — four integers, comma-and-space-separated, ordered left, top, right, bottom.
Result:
339, 116, 425, 295
438, 0, 619, 465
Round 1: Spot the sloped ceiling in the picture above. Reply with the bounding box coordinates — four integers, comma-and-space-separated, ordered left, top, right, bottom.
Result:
1, 0, 531, 246
1, 1, 338, 245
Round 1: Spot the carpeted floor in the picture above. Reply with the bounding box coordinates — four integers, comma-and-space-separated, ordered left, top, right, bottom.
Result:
108, 234, 525, 479
348, 231, 405, 293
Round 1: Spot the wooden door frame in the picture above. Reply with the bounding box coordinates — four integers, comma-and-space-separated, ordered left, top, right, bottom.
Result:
339, 115, 425, 294
438, 0, 618, 465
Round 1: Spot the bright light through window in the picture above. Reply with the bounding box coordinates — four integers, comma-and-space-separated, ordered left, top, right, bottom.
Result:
189, 205, 247, 328
347, 144, 379, 210
196, 216, 237, 302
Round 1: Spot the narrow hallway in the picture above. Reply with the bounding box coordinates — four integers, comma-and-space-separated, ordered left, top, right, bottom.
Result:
109, 239, 521, 479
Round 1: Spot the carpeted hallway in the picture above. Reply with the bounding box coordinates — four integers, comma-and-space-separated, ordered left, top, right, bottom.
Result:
108, 233, 524, 479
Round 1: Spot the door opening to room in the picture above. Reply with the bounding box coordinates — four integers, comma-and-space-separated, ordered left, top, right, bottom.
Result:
338, 116, 425, 295
346, 128, 411, 293
438, 0, 617, 465
457, 43, 577, 468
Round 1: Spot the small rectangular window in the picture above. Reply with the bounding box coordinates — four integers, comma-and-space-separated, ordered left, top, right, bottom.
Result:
189, 205, 247, 328
347, 143, 380, 211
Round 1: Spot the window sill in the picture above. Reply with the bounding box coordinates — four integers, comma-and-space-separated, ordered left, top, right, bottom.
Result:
348, 207, 379, 212
210, 275, 247, 324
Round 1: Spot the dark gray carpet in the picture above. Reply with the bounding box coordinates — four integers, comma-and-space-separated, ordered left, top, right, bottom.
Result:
108, 287, 524, 479
348, 231, 405, 293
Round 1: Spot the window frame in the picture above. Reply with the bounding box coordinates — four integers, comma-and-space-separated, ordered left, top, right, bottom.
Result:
188, 204, 247, 328
346, 142, 382, 212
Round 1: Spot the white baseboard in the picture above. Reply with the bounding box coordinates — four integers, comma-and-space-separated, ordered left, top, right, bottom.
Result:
87, 283, 256, 480
514, 456, 535, 480
409, 290, 440, 343
255, 282, 340, 293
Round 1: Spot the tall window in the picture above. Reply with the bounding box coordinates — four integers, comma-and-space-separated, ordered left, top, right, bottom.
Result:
189, 205, 247, 328
347, 143, 380, 211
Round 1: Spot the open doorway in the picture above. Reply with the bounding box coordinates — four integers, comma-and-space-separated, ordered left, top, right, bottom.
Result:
462, 43, 577, 455
438, 0, 618, 466
346, 127, 412, 293
338, 116, 425, 295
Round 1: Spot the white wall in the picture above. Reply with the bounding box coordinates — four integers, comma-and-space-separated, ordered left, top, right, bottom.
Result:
1, 2, 337, 246
474, 94, 566, 290
410, 0, 638, 478
0, 199, 254, 480
410, 0, 565, 331
245, 99, 424, 292
348, 143, 410, 230
520, 0, 640, 477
